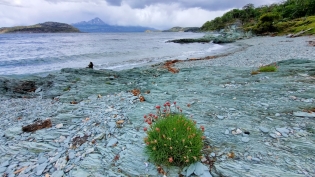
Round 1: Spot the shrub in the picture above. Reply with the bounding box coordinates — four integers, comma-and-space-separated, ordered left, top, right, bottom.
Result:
143, 102, 204, 167
258, 63, 278, 72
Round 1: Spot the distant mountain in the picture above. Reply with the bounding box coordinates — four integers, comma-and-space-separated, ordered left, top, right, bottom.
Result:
72, 17, 158, 33
73, 17, 108, 26
162, 26, 201, 32
0, 22, 81, 34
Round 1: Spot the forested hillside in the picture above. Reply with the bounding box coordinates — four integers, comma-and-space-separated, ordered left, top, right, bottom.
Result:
201, 0, 315, 35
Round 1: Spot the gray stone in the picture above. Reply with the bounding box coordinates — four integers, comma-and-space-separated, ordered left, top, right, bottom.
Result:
0, 160, 10, 167
187, 163, 196, 177
4, 127, 22, 139
259, 126, 269, 133
261, 103, 269, 107
276, 128, 289, 134
38, 156, 48, 164
106, 138, 118, 147
35, 87, 42, 93
241, 137, 250, 143
210, 153, 216, 157
224, 130, 229, 135
19, 142, 57, 153
201, 170, 212, 177
217, 115, 225, 120
69, 167, 90, 177
282, 133, 289, 137
94, 133, 105, 140
194, 162, 208, 176
36, 163, 48, 176
293, 112, 315, 118
55, 157, 67, 170
269, 133, 278, 139
0, 167, 7, 173
50, 153, 62, 163
252, 158, 261, 162
80, 154, 102, 170
69, 150, 75, 159
51, 170, 64, 177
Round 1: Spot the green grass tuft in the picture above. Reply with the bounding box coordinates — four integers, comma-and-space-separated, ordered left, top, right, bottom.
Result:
144, 111, 204, 167
258, 65, 278, 72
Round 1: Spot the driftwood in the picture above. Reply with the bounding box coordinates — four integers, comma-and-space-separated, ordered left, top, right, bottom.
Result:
22, 119, 52, 132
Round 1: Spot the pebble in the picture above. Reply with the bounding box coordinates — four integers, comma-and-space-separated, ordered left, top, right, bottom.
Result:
259, 126, 269, 133
106, 138, 118, 147
55, 124, 63, 129
241, 137, 250, 143
276, 128, 289, 134
36, 163, 48, 176
224, 130, 229, 135
293, 111, 315, 118
0, 161, 10, 167
232, 129, 242, 135
216, 115, 225, 120
51, 170, 64, 177
210, 153, 216, 157
68, 151, 75, 159
38, 156, 48, 164
0, 167, 6, 173
252, 157, 261, 162
269, 133, 278, 139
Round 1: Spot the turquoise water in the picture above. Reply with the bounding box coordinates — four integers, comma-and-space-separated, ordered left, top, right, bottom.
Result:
0, 32, 227, 75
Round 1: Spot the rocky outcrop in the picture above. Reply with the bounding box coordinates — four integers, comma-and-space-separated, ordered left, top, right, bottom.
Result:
167, 20, 253, 44
0, 22, 81, 34
162, 26, 200, 32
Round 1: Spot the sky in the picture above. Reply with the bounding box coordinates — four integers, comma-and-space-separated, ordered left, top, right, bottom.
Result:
0, 0, 283, 30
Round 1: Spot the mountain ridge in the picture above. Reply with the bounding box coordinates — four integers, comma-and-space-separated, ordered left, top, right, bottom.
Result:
72, 17, 158, 32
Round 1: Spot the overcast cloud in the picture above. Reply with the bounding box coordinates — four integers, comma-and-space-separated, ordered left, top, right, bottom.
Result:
0, 0, 282, 30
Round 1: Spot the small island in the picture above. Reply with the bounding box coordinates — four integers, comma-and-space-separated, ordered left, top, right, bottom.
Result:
0, 22, 81, 34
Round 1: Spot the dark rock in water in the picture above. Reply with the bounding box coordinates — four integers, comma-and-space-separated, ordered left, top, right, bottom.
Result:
167, 38, 211, 44
212, 36, 236, 44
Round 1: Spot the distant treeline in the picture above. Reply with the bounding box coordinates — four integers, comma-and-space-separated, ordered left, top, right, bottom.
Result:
201, 0, 315, 34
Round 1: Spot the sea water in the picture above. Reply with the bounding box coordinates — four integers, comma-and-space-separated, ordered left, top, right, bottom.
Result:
0, 32, 229, 75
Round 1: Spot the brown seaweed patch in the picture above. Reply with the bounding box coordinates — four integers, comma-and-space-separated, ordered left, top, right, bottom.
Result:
131, 89, 141, 96
163, 60, 180, 73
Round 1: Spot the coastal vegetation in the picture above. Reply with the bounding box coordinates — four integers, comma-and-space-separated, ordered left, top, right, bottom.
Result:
201, 0, 315, 35
162, 27, 200, 32
0, 22, 80, 34
251, 63, 278, 75
143, 102, 204, 166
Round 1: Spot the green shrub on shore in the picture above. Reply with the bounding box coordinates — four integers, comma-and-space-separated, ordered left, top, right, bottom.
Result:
251, 63, 278, 75
258, 63, 278, 72
143, 102, 204, 167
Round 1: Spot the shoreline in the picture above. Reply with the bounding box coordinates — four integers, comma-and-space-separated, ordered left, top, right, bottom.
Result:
0, 36, 315, 177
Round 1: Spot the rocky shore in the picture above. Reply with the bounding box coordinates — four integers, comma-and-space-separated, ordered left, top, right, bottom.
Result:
0, 36, 315, 177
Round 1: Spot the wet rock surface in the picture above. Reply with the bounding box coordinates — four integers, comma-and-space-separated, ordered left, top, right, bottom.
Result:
0, 37, 315, 176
